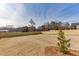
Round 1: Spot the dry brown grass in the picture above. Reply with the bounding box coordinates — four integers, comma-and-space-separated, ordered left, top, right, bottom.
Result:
43, 30, 79, 35
0, 30, 79, 55
0, 32, 41, 38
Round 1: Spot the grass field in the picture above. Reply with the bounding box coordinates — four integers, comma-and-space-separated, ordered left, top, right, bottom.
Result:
43, 30, 79, 35
0, 30, 79, 55
0, 32, 41, 38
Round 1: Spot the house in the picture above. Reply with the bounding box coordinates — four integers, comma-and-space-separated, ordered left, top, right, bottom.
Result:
0, 30, 9, 32
71, 23, 79, 29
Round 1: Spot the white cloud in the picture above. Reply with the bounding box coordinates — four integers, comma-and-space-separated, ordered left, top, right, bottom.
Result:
0, 3, 28, 27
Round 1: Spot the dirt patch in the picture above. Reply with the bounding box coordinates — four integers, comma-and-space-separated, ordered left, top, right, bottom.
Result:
45, 46, 65, 56
45, 46, 79, 56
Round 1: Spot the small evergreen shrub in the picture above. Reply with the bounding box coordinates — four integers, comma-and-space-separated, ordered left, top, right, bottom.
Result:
57, 30, 71, 54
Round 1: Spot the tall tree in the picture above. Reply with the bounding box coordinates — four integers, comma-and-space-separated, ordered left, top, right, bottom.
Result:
44, 22, 50, 30
29, 19, 35, 27
29, 19, 36, 31
50, 21, 56, 30
64, 22, 70, 29
57, 21, 62, 30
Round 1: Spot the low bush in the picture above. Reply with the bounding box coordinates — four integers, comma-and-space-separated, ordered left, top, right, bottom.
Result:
57, 30, 71, 54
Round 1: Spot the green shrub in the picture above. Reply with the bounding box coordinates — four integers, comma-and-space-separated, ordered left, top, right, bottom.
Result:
57, 30, 71, 54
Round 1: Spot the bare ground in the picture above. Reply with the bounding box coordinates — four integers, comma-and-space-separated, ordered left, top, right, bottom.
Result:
0, 30, 79, 55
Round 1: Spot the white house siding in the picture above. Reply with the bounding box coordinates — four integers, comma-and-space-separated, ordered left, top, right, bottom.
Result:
76, 26, 79, 29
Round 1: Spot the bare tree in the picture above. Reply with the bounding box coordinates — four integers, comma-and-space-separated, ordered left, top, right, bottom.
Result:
64, 22, 70, 30
29, 19, 36, 31
29, 19, 35, 27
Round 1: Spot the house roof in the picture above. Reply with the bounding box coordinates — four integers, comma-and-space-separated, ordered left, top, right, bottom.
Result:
71, 23, 79, 26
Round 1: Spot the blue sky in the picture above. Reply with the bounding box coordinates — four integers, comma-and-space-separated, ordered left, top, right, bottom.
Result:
0, 3, 79, 27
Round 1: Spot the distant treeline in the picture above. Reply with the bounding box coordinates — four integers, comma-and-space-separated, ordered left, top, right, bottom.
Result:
37, 21, 77, 31
11, 20, 77, 32
0, 19, 77, 32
